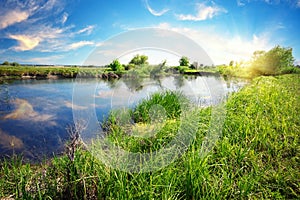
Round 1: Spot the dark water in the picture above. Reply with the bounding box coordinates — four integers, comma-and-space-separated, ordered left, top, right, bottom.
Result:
0, 75, 246, 161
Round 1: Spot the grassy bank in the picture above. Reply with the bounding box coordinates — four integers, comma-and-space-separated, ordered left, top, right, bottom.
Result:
0, 66, 113, 81
217, 64, 300, 79
0, 74, 299, 199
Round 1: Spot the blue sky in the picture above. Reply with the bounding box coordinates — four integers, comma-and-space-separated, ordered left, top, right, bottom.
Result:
0, 0, 299, 65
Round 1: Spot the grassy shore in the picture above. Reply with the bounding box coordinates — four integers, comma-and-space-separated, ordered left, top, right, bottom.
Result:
0, 65, 113, 81
0, 74, 299, 199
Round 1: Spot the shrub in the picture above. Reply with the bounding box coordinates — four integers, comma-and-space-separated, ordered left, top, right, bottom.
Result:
109, 59, 124, 72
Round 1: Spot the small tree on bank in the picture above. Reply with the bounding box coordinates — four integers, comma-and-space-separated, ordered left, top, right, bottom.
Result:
250, 45, 295, 75
11, 62, 20, 66
179, 56, 189, 66
129, 54, 149, 66
2, 61, 10, 66
109, 59, 124, 71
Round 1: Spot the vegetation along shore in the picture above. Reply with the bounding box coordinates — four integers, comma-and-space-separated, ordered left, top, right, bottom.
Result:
0, 74, 299, 199
0, 45, 299, 199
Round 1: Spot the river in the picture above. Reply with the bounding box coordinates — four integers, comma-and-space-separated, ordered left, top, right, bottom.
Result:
0, 75, 246, 161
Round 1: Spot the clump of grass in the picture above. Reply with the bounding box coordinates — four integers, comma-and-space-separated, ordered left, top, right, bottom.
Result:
133, 90, 190, 123
0, 74, 299, 199
101, 91, 191, 154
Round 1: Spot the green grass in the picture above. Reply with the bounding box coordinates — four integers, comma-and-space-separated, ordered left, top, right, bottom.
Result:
0, 74, 299, 199
0, 65, 111, 80
217, 64, 300, 78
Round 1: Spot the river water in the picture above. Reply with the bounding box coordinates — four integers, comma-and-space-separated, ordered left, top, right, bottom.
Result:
0, 75, 246, 161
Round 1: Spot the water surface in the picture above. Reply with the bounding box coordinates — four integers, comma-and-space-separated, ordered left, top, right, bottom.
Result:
0, 75, 246, 161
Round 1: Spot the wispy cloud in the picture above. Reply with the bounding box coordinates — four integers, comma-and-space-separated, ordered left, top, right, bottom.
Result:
263, 0, 282, 5
275, 22, 285, 30
0, 0, 75, 52
61, 12, 68, 24
39, 0, 62, 11
0, 10, 30, 29
177, 3, 227, 21
66, 41, 94, 50
237, 0, 247, 7
144, 0, 169, 16
237, 0, 300, 7
77, 25, 95, 35
8, 34, 41, 51
23, 54, 65, 64
8, 24, 67, 51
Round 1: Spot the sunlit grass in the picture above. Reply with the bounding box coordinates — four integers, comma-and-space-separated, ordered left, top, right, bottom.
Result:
0, 74, 299, 199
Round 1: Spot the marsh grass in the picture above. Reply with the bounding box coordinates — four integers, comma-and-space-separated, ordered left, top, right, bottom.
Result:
0, 74, 299, 199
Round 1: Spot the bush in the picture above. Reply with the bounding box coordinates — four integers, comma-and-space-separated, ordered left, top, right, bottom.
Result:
2, 61, 10, 66
109, 59, 124, 72
125, 64, 135, 70
279, 66, 300, 74
250, 45, 295, 76
129, 54, 149, 66
179, 56, 189, 66
11, 62, 20, 67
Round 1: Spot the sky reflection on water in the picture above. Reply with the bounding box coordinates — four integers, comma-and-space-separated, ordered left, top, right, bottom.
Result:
0, 75, 246, 161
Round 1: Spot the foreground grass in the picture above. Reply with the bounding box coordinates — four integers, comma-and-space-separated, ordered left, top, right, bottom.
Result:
0, 74, 299, 199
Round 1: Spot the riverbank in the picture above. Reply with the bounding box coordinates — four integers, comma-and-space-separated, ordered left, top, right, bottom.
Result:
0, 66, 122, 82
0, 65, 233, 83
0, 74, 299, 199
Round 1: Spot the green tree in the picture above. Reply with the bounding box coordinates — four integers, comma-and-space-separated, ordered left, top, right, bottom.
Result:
179, 56, 189, 66
250, 46, 295, 75
11, 62, 20, 66
109, 59, 124, 71
129, 54, 149, 66
140, 55, 148, 65
2, 61, 10, 66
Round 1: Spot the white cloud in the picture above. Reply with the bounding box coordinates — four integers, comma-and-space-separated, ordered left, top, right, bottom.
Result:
24, 55, 64, 64
77, 25, 95, 35
157, 22, 171, 29
238, 0, 298, 7
145, 0, 169, 16
0, 10, 30, 29
157, 23, 272, 65
177, 3, 227, 21
66, 41, 94, 50
39, 0, 59, 11
61, 12, 68, 24
8, 34, 41, 51
237, 0, 247, 6
8, 24, 67, 51
1, 0, 73, 52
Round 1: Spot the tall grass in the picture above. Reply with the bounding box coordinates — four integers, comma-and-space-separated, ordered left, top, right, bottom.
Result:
133, 91, 190, 123
0, 74, 299, 199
